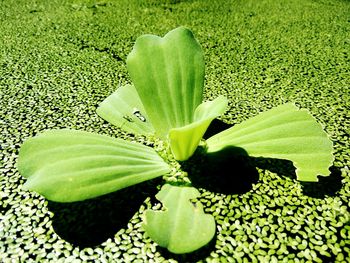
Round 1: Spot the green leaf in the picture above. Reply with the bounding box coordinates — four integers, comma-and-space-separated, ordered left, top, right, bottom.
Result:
18, 129, 170, 202
206, 103, 334, 182
143, 184, 216, 254
126, 27, 204, 138
169, 95, 228, 161
96, 84, 155, 136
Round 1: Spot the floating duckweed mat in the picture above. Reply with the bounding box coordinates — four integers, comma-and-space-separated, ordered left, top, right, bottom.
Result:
1, 0, 349, 262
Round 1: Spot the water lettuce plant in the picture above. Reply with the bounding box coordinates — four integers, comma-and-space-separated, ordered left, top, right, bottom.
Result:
17, 27, 334, 254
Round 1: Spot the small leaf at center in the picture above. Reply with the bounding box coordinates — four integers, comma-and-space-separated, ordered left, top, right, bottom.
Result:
169, 95, 228, 161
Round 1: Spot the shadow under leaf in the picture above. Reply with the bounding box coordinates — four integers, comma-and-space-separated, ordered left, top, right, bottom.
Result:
300, 166, 343, 198
203, 118, 232, 140
48, 178, 162, 248
250, 157, 343, 198
251, 157, 297, 180
182, 146, 259, 195
156, 231, 217, 263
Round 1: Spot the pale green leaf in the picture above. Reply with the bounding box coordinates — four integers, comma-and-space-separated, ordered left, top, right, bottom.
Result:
18, 129, 170, 202
96, 84, 154, 136
169, 96, 228, 161
127, 27, 204, 138
143, 184, 216, 254
206, 103, 334, 182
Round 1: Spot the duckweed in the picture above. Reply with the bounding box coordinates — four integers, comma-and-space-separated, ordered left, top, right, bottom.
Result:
1, 0, 349, 262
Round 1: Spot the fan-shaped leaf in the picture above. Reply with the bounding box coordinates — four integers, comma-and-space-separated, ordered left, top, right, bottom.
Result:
143, 184, 216, 254
127, 27, 204, 138
96, 84, 154, 136
169, 96, 228, 161
206, 103, 334, 182
18, 129, 170, 202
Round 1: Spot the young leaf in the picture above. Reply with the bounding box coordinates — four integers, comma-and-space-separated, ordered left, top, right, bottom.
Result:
169, 95, 228, 161
127, 27, 204, 138
143, 184, 216, 254
206, 103, 334, 182
18, 129, 170, 202
96, 84, 154, 136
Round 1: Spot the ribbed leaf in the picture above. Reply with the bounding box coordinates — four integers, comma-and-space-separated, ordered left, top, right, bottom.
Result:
143, 184, 216, 254
18, 129, 170, 202
206, 103, 334, 182
126, 27, 204, 138
169, 96, 228, 161
96, 84, 154, 135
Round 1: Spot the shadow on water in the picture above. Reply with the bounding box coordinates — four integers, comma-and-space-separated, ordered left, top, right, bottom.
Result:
300, 166, 343, 198
182, 146, 260, 195
48, 178, 162, 248
251, 158, 342, 198
251, 157, 297, 180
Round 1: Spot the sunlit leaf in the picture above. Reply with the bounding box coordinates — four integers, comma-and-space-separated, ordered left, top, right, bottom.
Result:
169, 96, 228, 161
143, 184, 216, 254
18, 129, 170, 202
127, 27, 204, 138
206, 103, 334, 182
96, 84, 154, 136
